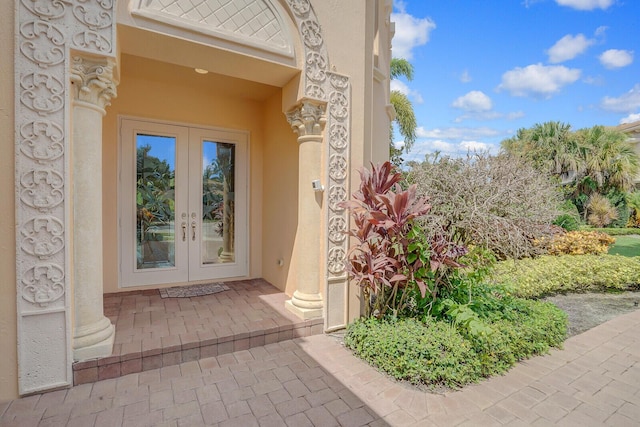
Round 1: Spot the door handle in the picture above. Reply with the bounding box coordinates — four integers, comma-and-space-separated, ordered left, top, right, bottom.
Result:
191, 221, 196, 241
181, 222, 187, 241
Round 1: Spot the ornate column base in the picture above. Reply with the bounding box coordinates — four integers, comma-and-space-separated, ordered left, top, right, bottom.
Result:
73, 317, 115, 361
285, 290, 323, 320
218, 251, 234, 263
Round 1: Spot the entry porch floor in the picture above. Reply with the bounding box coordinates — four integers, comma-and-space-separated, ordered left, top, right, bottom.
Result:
73, 279, 324, 386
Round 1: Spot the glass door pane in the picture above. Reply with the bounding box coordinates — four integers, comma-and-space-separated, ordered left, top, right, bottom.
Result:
136, 134, 176, 270
201, 141, 235, 265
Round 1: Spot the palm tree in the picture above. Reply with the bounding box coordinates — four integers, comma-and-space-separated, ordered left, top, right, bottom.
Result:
577, 125, 639, 193
502, 121, 581, 179
389, 58, 417, 166
626, 191, 640, 227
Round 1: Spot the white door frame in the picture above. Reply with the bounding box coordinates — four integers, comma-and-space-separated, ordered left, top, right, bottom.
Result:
118, 117, 249, 288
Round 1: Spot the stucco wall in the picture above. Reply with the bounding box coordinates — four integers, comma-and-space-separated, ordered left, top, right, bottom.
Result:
261, 92, 300, 295
102, 54, 293, 293
0, 4, 18, 402
311, 0, 392, 321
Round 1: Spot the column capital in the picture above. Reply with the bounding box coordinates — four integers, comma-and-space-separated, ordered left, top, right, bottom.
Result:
70, 55, 117, 112
286, 99, 327, 137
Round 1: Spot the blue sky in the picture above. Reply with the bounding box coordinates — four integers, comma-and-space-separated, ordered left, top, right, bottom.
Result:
391, 0, 640, 162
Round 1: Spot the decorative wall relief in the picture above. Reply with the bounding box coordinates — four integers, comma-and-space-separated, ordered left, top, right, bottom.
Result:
20, 216, 65, 259
19, 21, 65, 68
21, 263, 66, 307
19, 170, 65, 211
15, 0, 115, 395
286, 0, 351, 331
20, 72, 65, 116
20, 120, 65, 163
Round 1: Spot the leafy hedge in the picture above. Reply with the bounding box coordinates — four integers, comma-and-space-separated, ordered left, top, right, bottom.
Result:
491, 254, 640, 298
586, 228, 640, 236
344, 299, 566, 389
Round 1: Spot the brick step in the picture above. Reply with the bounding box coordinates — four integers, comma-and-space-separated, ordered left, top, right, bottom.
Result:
72, 279, 324, 386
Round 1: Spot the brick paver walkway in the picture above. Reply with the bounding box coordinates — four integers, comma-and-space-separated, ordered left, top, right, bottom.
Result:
2, 309, 639, 426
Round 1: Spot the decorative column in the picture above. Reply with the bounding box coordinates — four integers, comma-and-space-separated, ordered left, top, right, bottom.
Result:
69, 55, 117, 361
285, 100, 326, 319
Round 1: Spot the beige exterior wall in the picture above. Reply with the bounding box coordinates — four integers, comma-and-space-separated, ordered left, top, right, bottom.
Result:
261, 92, 300, 295
0, 4, 18, 402
102, 54, 299, 293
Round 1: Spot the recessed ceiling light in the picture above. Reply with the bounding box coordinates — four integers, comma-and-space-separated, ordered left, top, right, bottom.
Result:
194, 68, 209, 74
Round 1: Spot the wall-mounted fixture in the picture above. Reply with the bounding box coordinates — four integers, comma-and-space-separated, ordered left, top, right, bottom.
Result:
311, 179, 324, 192
194, 68, 209, 74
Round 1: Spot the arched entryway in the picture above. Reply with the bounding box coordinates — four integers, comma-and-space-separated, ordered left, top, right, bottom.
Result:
14, 0, 352, 395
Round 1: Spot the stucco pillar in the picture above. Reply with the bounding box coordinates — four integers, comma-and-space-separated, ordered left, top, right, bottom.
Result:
70, 55, 117, 361
285, 100, 326, 319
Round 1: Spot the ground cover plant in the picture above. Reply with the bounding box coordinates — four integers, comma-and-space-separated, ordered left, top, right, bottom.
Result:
491, 254, 640, 298
342, 162, 568, 390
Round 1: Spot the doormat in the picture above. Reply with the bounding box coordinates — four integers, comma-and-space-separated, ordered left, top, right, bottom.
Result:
159, 282, 229, 298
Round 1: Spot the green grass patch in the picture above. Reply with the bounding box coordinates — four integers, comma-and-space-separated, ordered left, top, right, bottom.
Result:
609, 236, 640, 257
344, 298, 566, 390
491, 254, 640, 298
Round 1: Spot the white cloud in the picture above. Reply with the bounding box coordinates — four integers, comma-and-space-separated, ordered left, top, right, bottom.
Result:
599, 49, 634, 69
460, 140, 491, 151
620, 113, 640, 124
507, 111, 526, 120
391, 79, 424, 104
391, 9, 436, 60
431, 140, 456, 152
452, 91, 493, 112
405, 139, 499, 161
583, 75, 605, 85
454, 110, 525, 123
393, 139, 406, 149
595, 26, 608, 37
391, 79, 410, 95
497, 63, 581, 97
522, 0, 544, 7
546, 34, 594, 63
416, 126, 501, 139
555, 0, 614, 10
460, 70, 472, 83
601, 84, 640, 112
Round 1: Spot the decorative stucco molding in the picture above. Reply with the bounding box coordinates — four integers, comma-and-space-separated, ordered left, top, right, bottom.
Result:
286, 100, 326, 137
15, 0, 115, 395
70, 55, 117, 110
132, 0, 294, 58
285, 0, 351, 331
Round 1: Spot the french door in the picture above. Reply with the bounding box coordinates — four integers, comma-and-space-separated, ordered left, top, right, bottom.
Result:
119, 118, 248, 287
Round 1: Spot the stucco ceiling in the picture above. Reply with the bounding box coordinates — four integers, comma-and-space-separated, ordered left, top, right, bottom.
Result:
121, 53, 282, 102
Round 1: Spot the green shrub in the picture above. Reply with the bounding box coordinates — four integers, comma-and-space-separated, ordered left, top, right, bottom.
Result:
589, 227, 640, 236
344, 317, 481, 389
540, 230, 615, 255
491, 254, 640, 298
553, 214, 581, 231
553, 200, 581, 231
586, 193, 618, 228
344, 300, 567, 389
470, 300, 566, 376
606, 189, 630, 229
